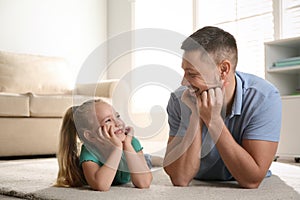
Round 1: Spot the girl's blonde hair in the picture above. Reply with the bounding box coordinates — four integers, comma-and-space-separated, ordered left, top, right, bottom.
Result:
55, 99, 105, 187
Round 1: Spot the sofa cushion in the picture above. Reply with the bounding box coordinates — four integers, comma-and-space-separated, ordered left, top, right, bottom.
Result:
29, 94, 112, 117
0, 93, 30, 117
0, 118, 62, 156
0, 51, 74, 94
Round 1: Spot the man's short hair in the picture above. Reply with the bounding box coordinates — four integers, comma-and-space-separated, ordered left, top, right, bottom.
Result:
181, 26, 238, 69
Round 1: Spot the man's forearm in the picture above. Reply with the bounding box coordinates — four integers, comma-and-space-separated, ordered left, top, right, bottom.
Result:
163, 113, 202, 186
209, 119, 276, 188
164, 135, 201, 186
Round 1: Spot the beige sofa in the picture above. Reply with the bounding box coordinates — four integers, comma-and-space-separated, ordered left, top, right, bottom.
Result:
0, 51, 118, 157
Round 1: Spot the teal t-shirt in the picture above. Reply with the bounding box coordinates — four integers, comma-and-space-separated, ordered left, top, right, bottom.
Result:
79, 137, 143, 185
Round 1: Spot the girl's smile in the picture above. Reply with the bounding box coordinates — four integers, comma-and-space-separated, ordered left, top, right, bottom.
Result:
95, 102, 126, 142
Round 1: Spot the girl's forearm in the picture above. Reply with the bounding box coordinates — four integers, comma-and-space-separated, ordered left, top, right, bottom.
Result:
103, 147, 123, 170
123, 144, 149, 173
123, 144, 153, 188
92, 148, 123, 191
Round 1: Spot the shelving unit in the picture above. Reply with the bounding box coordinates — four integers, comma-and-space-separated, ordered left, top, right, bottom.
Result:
265, 37, 300, 162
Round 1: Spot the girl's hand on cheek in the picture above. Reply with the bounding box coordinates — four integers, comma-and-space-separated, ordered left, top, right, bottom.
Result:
123, 126, 133, 146
90, 125, 123, 163
103, 125, 123, 148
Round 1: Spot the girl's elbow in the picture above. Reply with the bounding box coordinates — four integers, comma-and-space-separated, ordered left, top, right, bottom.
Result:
138, 179, 152, 189
134, 175, 153, 189
135, 183, 150, 189
135, 182, 150, 189
93, 183, 111, 192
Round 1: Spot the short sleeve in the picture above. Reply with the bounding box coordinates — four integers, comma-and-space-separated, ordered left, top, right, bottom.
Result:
131, 137, 143, 152
167, 92, 181, 136
167, 90, 191, 137
243, 90, 282, 142
79, 137, 143, 167
79, 145, 103, 166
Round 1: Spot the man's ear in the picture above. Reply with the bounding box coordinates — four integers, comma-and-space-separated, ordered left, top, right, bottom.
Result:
219, 60, 231, 79
83, 130, 96, 142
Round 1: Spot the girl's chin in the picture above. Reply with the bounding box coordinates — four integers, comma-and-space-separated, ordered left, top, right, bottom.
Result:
116, 134, 126, 141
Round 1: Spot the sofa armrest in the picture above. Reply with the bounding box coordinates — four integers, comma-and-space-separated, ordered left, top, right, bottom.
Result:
75, 79, 119, 98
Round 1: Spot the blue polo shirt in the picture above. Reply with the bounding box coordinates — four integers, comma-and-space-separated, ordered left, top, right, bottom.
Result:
167, 71, 282, 181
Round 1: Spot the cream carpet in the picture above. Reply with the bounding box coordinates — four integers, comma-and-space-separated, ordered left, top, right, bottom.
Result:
0, 157, 300, 200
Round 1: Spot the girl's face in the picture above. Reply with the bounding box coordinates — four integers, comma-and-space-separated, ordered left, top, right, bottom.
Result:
95, 102, 126, 142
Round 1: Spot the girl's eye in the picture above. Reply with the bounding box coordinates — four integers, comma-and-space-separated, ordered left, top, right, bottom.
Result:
116, 114, 120, 118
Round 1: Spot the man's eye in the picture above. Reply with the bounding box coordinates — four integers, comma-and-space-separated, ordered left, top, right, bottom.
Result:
186, 70, 196, 76
188, 73, 197, 77
105, 119, 111, 123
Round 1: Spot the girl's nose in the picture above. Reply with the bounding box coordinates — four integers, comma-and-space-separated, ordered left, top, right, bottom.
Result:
114, 118, 122, 127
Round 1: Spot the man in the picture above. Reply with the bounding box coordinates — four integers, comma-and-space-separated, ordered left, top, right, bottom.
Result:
163, 26, 281, 189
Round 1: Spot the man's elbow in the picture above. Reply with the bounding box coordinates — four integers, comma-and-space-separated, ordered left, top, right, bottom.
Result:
170, 177, 191, 187
164, 166, 191, 187
239, 179, 262, 189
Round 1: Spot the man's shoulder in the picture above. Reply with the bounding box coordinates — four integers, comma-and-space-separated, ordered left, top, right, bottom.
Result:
167, 86, 190, 114
236, 71, 279, 95
172, 86, 187, 98
168, 86, 187, 106
236, 71, 266, 85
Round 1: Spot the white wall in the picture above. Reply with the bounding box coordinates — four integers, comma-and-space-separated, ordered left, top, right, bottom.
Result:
107, 0, 134, 79
0, 0, 107, 83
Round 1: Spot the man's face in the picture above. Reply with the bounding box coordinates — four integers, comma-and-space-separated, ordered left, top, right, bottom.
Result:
181, 50, 222, 95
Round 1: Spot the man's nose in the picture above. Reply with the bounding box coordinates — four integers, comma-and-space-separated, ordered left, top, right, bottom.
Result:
181, 77, 189, 86
181, 77, 191, 87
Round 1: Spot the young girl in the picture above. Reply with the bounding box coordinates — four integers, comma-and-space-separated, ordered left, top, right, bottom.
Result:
55, 99, 153, 191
